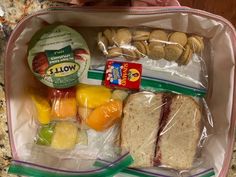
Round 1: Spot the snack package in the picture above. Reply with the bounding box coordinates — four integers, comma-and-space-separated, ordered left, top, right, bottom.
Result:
104, 60, 142, 90
28, 25, 90, 89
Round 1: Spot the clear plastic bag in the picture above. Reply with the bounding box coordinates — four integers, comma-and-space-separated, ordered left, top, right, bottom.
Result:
118, 91, 214, 176
121, 92, 203, 169
86, 90, 213, 177
97, 28, 204, 65
9, 83, 133, 176
90, 27, 208, 97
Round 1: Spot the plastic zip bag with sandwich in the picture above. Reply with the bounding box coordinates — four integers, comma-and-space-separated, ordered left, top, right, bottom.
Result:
94, 62, 214, 176
115, 92, 214, 177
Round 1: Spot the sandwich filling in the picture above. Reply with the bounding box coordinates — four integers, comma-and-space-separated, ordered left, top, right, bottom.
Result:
154, 93, 174, 165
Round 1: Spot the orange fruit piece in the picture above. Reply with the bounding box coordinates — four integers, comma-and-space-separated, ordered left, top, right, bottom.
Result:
51, 98, 77, 119
86, 100, 123, 131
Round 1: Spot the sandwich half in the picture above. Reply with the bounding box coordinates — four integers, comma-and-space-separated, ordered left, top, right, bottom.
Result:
121, 92, 163, 167
121, 92, 202, 169
155, 94, 202, 169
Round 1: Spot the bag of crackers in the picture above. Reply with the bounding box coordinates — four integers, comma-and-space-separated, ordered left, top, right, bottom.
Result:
4, 2, 236, 177
92, 27, 207, 97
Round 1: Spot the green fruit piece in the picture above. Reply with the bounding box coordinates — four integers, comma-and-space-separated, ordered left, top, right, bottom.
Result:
76, 129, 88, 145
36, 123, 55, 146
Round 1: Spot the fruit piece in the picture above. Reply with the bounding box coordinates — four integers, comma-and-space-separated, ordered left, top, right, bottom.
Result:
78, 107, 93, 122
31, 94, 51, 124
48, 87, 76, 101
49, 87, 77, 119
32, 52, 49, 75
86, 100, 123, 131
51, 122, 78, 150
36, 123, 55, 146
76, 84, 112, 109
76, 129, 88, 145
74, 48, 89, 61
51, 98, 77, 119
112, 90, 129, 101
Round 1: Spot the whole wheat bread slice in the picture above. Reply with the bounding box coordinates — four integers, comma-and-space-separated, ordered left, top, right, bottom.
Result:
121, 92, 163, 167
156, 95, 202, 169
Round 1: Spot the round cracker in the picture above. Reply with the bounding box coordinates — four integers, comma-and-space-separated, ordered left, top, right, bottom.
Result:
187, 36, 202, 53
148, 45, 165, 60
114, 28, 132, 46
169, 32, 188, 47
164, 44, 183, 61
178, 44, 191, 65
183, 48, 193, 65
133, 41, 148, 56
122, 48, 140, 60
133, 30, 150, 41
103, 28, 116, 46
107, 47, 122, 58
149, 30, 168, 45
194, 35, 204, 51
98, 32, 108, 54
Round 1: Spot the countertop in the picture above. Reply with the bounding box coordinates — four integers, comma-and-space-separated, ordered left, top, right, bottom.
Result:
0, 1, 235, 176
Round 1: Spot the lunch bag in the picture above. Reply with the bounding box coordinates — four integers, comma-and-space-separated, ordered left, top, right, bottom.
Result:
4, 1, 236, 177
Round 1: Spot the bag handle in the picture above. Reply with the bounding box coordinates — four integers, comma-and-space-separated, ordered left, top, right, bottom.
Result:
131, 0, 181, 6
51, 0, 181, 6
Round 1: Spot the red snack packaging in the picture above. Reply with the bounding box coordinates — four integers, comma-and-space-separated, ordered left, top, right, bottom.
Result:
104, 60, 142, 90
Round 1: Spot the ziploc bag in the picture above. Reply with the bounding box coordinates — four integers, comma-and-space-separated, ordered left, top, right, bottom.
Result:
94, 59, 213, 176
116, 91, 214, 177
6, 82, 133, 176
4, 25, 133, 177
91, 27, 207, 97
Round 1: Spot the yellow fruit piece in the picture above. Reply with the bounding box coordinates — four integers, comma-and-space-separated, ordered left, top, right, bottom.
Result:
31, 94, 51, 124
51, 98, 77, 119
86, 100, 123, 131
51, 122, 78, 150
76, 84, 112, 109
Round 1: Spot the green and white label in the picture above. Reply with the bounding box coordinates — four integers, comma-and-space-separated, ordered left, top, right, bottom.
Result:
28, 25, 90, 88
